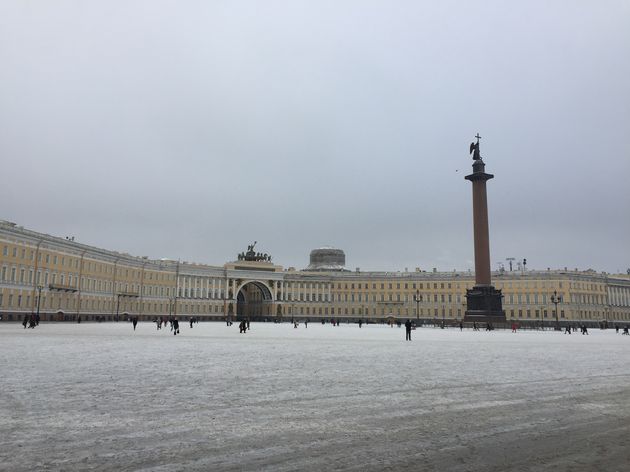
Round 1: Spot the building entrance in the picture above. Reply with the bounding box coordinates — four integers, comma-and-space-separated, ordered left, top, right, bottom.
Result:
236, 281, 274, 320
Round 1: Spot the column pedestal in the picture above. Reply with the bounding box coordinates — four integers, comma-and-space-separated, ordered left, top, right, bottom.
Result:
465, 285, 505, 323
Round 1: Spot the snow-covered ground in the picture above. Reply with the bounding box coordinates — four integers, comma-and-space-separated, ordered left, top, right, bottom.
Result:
1, 322, 629, 471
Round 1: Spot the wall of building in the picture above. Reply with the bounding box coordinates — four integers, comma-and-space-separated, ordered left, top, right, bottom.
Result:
1, 221, 629, 325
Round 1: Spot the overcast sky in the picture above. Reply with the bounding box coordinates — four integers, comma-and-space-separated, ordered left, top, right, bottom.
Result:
1, 1, 629, 273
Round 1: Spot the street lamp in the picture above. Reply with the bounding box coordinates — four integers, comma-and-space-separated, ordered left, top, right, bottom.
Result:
36, 285, 43, 321
116, 293, 122, 322
414, 290, 422, 320
551, 290, 562, 330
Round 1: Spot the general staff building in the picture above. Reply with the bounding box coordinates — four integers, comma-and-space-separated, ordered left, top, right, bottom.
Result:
1, 220, 629, 327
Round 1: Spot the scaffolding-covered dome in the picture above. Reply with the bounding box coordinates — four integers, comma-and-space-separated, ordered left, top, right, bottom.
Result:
306, 247, 347, 271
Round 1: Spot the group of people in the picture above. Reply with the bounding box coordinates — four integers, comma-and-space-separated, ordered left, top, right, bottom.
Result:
22, 313, 40, 329
239, 319, 250, 333
563, 325, 590, 335
151, 316, 181, 335
615, 325, 630, 335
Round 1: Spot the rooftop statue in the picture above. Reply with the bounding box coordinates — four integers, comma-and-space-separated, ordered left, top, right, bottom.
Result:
238, 241, 271, 262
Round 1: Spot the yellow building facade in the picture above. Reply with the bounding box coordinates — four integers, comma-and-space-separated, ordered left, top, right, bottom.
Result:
1, 220, 629, 326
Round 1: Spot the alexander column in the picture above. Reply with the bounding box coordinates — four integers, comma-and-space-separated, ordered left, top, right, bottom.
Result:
464, 134, 505, 323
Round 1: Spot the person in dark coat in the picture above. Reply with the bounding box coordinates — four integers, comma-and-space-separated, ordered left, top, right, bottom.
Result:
132, 316, 138, 331
173, 318, 179, 335
405, 319, 412, 341
22, 314, 28, 329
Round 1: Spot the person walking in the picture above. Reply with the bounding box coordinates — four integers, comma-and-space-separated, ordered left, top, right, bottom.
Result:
132, 316, 138, 331
405, 319, 412, 341
173, 318, 180, 335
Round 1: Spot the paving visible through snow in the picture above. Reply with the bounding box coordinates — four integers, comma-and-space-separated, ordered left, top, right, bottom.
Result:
1, 322, 629, 471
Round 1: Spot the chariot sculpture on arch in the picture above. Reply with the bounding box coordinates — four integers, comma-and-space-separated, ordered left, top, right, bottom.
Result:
239, 241, 272, 262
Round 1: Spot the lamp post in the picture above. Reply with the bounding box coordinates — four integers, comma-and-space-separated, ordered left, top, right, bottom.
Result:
116, 293, 122, 322
414, 290, 422, 321
36, 285, 43, 321
551, 290, 562, 330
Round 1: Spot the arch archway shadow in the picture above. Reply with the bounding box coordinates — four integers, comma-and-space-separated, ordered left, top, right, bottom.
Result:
236, 281, 274, 321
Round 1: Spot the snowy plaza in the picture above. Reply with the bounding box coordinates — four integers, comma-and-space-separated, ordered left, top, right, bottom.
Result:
1, 322, 629, 471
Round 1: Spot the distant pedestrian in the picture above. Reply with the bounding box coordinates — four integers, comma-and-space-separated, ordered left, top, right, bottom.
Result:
132, 316, 138, 331
358, 319, 363, 328
405, 319, 412, 341
623, 326, 629, 335
189, 317, 194, 329
615, 326, 619, 334
459, 321, 463, 331
565, 326, 571, 334
22, 314, 28, 329
77, 315, 81, 324
173, 318, 180, 335
304, 319, 308, 328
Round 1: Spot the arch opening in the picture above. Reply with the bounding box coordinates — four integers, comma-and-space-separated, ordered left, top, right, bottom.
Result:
236, 281, 274, 320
